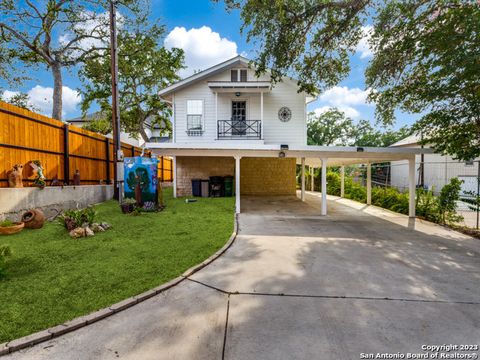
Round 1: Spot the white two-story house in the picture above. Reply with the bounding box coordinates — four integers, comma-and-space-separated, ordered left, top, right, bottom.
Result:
147, 56, 424, 216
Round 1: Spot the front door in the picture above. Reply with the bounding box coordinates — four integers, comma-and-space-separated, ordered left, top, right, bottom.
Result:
232, 101, 246, 135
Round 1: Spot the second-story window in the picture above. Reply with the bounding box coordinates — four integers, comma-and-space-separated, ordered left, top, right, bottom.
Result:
186, 100, 203, 136
231, 69, 248, 82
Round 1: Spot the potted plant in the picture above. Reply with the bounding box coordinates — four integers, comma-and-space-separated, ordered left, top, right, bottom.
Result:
0, 220, 25, 235
120, 198, 137, 214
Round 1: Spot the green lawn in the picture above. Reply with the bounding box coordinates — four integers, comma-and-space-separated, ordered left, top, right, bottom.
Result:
0, 188, 234, 343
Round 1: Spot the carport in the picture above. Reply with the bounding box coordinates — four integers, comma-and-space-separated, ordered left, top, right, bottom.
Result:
148, 143, 431, 217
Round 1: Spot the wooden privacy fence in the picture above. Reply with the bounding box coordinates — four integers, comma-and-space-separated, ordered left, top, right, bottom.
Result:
0, 102, 173, 187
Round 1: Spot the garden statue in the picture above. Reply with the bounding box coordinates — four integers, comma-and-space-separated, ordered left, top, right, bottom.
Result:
7, 164, 24, 188
73, 169, 81, 185
30, 160, 46, 189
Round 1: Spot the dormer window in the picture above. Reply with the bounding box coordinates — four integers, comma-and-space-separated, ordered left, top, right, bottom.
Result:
231, 69, 247, 82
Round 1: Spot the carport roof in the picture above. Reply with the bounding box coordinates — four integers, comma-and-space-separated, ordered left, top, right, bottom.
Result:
146, 143, 432, 166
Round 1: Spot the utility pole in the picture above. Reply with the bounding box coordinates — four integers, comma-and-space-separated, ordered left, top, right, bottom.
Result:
110, 0, 122, 200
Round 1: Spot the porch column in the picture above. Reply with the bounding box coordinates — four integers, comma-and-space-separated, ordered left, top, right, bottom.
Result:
301, 158, 306, 201
235, 155, 241, 214
366, 162, 372, 205
215, 92, 218, 139
310, 166, 314, 191
260, 92, 264, 139
340, 165, 345, 197
173, 155, 177, 198
321, 158, 328, 216
408, 156, 416, 218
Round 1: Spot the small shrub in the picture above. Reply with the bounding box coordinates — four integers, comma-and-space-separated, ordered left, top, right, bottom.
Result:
326, 172, 341, 196
438, 178, 464, 225
0, 220, 15, 227
61, 207, 97, 230
0, 245, 12, 279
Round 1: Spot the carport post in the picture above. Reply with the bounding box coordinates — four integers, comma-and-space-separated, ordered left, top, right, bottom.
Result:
301, 158, 306, 201
235, 155, 241, 214
408, 156, 416, 218
321, 158, 328, 215
340, 165, 345, 197
366, 162, 372, 205
173, 156, 177, 198
310, 166, 314, 191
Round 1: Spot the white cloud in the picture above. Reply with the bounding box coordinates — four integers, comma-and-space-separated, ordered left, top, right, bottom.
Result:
356, 25, 373, 59
164, 26, 238, 78
312, 105, 360, 119
2, 86, 82, 118
312, 86, 373, 119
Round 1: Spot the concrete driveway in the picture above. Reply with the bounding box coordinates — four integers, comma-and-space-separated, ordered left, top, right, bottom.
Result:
6, 192, 480, 360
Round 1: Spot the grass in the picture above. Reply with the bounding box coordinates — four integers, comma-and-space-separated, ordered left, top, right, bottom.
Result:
0, 188, 234, 343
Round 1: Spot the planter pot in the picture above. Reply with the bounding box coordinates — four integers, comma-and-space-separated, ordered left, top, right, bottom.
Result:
0, 222, 25, 235
120, 203, 135, 214
22, 209, 46, 229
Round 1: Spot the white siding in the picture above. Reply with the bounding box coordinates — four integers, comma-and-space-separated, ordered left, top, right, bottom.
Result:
172, 68, 306, 145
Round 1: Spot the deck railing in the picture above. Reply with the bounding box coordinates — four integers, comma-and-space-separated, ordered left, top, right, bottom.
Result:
217, 119, 261, 140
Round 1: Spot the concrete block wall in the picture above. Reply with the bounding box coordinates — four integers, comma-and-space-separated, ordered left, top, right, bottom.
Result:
240, 157, 296, 195
176, 156, 235, 197
0, 185, 114, 221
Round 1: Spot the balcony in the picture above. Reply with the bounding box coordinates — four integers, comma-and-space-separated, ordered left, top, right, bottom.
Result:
217, 119, 261, 140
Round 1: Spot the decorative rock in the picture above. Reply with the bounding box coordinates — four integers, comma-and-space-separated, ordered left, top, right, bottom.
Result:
69, 227, 86, 238
85, 227, 94, 237
90, 223, 105, 233
100, 222, 112, 230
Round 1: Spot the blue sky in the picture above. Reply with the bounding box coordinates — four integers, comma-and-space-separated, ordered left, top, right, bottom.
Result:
1, 0, 416, 128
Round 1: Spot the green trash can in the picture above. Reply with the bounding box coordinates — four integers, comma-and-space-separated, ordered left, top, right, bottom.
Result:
223, 176, 234, 197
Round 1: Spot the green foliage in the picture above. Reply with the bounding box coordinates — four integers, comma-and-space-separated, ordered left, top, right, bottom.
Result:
307, 108, 412, 147
0, 220, 14, 227
220, 0, 369, 95
438, 178, 464, 225
82, 117, 112, 135
61, 207, 97, 229
416, 188, 441, 223
80, 21, 184, 141
0, 245, 12, 279
0, 188, 234, 342
0, 92, 38, 112
366, 1, 480, 160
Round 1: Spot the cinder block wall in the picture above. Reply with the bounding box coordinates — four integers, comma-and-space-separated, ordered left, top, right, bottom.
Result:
240, 157, 296, 195
176, 156, 235, 197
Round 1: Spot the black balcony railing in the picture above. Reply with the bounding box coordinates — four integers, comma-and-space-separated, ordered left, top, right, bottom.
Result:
217, 119, 261, 139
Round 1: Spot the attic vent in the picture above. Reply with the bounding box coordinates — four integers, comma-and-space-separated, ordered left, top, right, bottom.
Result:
231, 70, 237, 82
231, 69, 248, 82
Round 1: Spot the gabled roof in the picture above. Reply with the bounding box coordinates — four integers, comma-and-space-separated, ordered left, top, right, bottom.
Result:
159, 55, 251, 97
389, 134, 421, 147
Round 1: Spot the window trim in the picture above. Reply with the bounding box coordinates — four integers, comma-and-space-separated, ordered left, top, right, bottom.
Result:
186, 99, 205, 136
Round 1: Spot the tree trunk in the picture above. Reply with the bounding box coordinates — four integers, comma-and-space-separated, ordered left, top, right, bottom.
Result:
51, 62, 63, 120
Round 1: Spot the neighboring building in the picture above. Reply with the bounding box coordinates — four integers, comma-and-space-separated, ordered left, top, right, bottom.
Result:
147, 55, 423, 216
389, 134, 479, 196
67, 112, 171, 147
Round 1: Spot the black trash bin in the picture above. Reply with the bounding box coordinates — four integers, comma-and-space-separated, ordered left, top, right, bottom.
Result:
223, 176, 234, 197
209, 176, 223, 197
191, 179, 202, 197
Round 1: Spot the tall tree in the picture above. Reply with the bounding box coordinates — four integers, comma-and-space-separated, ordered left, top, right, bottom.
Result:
308, 108, 411, 147
79, 24, 183, 142
307, 108, 355, 145
220, 0, 370, 95
0, 0, 141, 120
366, 0, 480, 160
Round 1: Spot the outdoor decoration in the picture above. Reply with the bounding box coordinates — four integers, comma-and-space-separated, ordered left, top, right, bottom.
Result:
120, 198, 136, 214
7, 164, 24, 188
73, 169, 81, 185
0, 220, 24, 235
278, 106, 292, 122
61, 207, 111, 238
30, 160, 46, 189
50, 175, 63, 186
124, 157, 159, 211
21, 209, 46, 229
